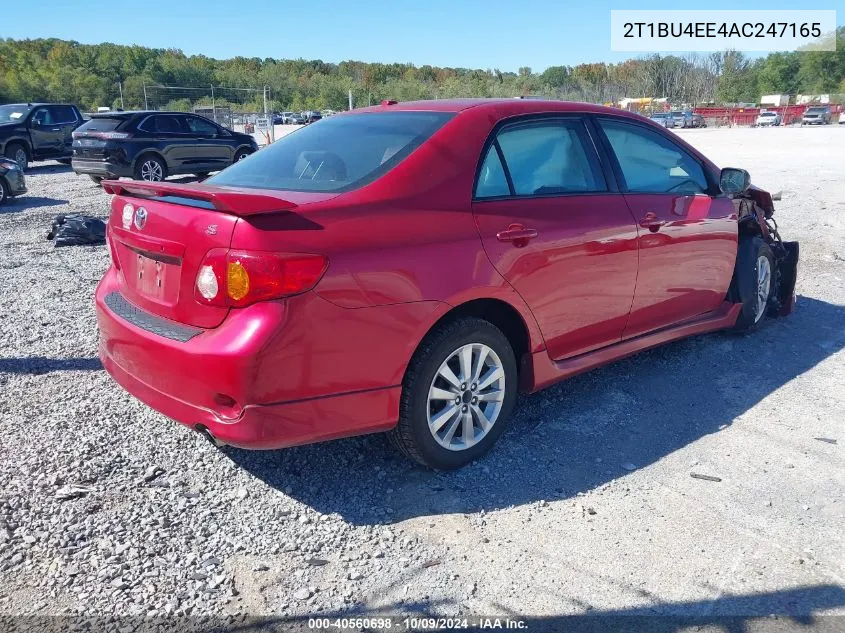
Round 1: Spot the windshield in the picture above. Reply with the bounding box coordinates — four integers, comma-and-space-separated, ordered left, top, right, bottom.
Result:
208, 111, 453, 192
651, 114, 667, 119
0, 104, 32, 124
761, 112, 776, 116
806, 107, 825, 113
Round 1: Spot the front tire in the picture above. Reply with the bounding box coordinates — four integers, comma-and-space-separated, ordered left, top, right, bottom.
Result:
731, 236, 774, 333
388, 317, 518, 470
234, 148, 252, 163
134, 154, 166, 182
5, 143, 28, 172
0, 177, 8, 205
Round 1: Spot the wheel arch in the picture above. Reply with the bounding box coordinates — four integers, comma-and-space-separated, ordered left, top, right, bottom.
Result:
132, 149, 168, 171
234, 144, 254, 159
3, 137, 31, 159
405, 296, 541, 393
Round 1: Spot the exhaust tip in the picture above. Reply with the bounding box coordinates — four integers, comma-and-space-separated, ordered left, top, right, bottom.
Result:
195, 424, 225, 448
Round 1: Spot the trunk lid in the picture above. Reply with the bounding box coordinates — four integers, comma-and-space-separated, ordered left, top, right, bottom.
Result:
72, 116, 125, 160
104, 180, 336, 328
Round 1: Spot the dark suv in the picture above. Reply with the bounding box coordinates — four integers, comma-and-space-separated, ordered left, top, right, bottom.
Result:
71, 111, 258, 183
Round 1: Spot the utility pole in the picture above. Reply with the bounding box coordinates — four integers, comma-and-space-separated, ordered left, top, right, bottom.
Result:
211, 85, 215, 121
348, 89, 353, 111
143, 83, 148, 110
118, 81, 124, 110
263, 85, 274, 142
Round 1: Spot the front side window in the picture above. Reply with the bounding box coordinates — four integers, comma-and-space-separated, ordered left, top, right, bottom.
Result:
493, 121, 606, 196
599, 119, 708, 194
208, 111, 452, 193
185, 115, 218, 136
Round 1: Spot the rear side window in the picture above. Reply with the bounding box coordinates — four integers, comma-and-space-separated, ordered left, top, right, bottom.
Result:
475, 146, 510, 198
598, 119, 708, 194
477, 120, 606, 198
139, 115, 185, 134
49, 105, 77, 123
208, 112, 452, 192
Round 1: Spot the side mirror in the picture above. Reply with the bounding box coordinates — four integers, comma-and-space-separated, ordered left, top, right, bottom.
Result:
720, 167, 750, 194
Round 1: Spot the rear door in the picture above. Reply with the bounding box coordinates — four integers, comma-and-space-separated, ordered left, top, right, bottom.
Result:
183, 115, 233, 171
29, 107, 63, 156
472, 117, 639, 360
595, 117, 736, 339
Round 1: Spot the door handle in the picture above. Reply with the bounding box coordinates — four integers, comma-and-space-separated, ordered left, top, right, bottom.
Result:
496, 224, 538, 245
639, 212, 666, 232
51, 128, 61, 132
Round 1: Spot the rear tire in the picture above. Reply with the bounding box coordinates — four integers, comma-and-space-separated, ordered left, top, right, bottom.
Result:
234, 148, 252, 163
731, 236, 774, 333
5, 143, 28, 172
388, 317, 518, 470
134, 154, 166, 182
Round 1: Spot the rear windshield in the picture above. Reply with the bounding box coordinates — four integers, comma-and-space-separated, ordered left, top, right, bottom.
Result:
207, 111, 453, 192
77, 117, 125, 132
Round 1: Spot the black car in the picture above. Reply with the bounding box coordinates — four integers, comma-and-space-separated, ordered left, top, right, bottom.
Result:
0, 156, 27, 205
0, 103, 85, 171
71, 111, 259, 183
303, 111, 322, 124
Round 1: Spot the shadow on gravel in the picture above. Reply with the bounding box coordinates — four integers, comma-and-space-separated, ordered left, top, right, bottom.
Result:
224, 295, 845, 525
0, 356, 103, 374
206, 584, 845, 631
0, 196, 68, 213
24, 163, 72, 175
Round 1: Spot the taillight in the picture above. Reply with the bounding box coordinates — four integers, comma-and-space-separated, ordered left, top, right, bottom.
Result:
195, 249, 327, 307
106, 227, 121, 270
73, 131, 132, 140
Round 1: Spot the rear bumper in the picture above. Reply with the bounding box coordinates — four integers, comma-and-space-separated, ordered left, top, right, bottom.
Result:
95, 268, 419, 449
1, 171, 26, 196
72, 158, 132, 179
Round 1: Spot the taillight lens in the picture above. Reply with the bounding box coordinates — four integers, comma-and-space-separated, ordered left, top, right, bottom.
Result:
106, 227, 121, 270
73, 131, 132, 140
195, 249, 327, 307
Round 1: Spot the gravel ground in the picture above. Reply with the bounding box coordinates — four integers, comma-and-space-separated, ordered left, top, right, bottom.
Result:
0, 127, 843, 630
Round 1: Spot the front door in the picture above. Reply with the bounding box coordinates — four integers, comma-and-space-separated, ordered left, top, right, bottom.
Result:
183, 115, 233, 172
472, 117, 639, 361
595, 118, 737, 339
29, 107, 64, 157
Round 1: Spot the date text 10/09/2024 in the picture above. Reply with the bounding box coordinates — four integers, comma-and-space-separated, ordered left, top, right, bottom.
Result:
307, 617, 528, 630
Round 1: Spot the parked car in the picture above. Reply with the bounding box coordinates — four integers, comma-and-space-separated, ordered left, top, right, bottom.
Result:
280, 112, 298, 124
71, 111, 259, 184
670, 111, 692, 128
271, 113, 284, 125
755, 111, 781, 127
0, 102, 85, 171
691, 113, 706, 128
95, 99, 798, 470
321, 109, 336, 118
649, 112, 675, 128
0, 156, 26, 205
287, 112, 306, 124
303, 110, 322, 124
840, 112, 845, 124
801, 106, 831, 125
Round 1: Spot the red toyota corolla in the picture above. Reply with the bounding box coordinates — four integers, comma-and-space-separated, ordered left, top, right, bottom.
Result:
96, 99, 798, 469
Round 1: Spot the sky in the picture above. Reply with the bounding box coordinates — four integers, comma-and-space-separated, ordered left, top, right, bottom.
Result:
2, 0, 841, 72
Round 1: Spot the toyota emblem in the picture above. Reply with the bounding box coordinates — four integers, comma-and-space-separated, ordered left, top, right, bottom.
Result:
133, 207, 148, 230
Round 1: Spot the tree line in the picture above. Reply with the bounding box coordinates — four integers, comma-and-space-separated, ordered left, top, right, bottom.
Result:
1, 32, 843, 113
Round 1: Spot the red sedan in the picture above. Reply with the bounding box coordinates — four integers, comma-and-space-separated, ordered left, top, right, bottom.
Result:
96, 99, 798, 470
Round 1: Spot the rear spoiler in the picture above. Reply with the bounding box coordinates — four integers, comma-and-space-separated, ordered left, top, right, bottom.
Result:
101, 180, 297, 216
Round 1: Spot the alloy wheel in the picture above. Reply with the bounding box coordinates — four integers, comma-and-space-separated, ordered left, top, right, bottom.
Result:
14, 148, 27, 171
755, 255, 771, 323
427, 343, 505, 451
140, 160, 163, 181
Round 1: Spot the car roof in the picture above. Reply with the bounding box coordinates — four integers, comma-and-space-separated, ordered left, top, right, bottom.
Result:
348, 98, 629, 117
89, 110, 196, 119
